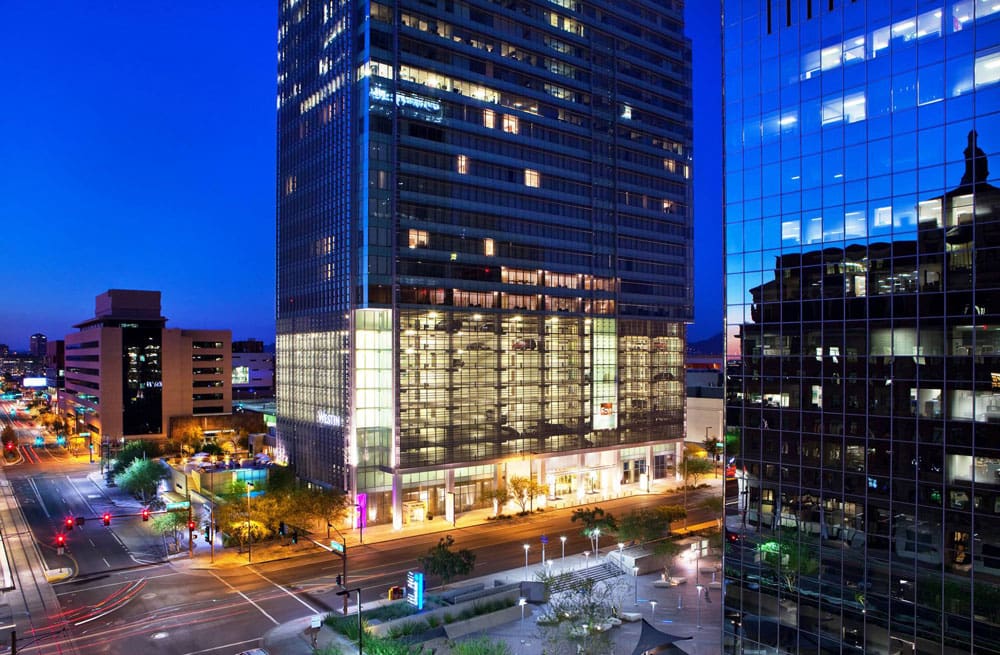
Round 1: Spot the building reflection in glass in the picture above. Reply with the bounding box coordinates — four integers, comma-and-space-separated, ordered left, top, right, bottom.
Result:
723, 3, 1000, 654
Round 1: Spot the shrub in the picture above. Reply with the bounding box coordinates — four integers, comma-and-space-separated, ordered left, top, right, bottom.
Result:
450, 636, 513, 655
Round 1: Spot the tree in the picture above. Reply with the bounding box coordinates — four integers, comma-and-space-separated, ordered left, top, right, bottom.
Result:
571, 506, 617, 554
114, 458, 168, 504
486, 486, 511, 517
418, 535, 476, 586
681, 455, 713, 488
617, 505, 687, 545
151, 510, 190, 553
702, 435, 723, 477
291, 486, 349, 536
214, 479, 270, 552
534, 573, 630, 655
110, 440, 162, 478
507, 476, 549, 514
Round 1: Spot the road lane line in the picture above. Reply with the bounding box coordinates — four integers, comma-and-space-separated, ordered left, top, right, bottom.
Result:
208, 571, 279, 626
250, 568, 319, 613
103, 558, 110, 568
181, 638, 261, 655
27, 477, 50, 517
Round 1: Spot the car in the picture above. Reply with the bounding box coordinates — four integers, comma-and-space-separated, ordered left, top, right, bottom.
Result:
236, 649, 269, 655
512, 338, 537, 351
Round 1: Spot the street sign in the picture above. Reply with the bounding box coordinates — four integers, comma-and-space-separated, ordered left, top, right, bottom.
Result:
406, 571, 424, 610
331, 540, 345, 554
540, 535, 549, 544
165, 501, 191, 510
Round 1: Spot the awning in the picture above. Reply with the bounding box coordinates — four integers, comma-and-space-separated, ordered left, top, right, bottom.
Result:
630, 619, 692, 655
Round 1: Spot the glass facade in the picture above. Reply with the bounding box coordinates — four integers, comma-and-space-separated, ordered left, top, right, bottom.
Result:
723, 1, 1000, 653
277, 0, 692, 526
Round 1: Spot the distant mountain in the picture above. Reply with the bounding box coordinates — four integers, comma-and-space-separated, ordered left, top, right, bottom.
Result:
688, 331, 723, 355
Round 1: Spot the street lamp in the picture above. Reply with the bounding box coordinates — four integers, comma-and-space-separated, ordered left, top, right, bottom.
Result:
650, 600, 657, 620
618, 541, 625, 565
560, 535, 567, 562
593, 528, 601, 559
583, 550, 591, 569
523, 543, 531, 581
633, 566, 639, 605
519, 597, 527, 624
246, 482, 254, 563
696, 584, 704, 629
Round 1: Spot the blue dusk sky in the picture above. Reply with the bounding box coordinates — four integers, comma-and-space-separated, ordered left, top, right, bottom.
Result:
0, 2, 722, 351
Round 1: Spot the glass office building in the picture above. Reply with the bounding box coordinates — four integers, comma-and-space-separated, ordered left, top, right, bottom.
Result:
724, 1, 1000, 653
276, 0, 693, 527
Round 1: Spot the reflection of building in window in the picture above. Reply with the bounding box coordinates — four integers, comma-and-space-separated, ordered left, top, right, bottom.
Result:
524, 168, 539, 187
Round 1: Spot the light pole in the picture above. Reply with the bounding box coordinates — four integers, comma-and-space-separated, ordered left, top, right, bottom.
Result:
246, 482, 254, 563
696, 584, 704, 629
519, 597, 527, 624
633, 566, 639, 605
523, 544, 531, 581
593, 528, 601, 559
618, 541, 625, 566
583, 550, 591, 569
650, 600, 657, 621
560, 535, 567, 562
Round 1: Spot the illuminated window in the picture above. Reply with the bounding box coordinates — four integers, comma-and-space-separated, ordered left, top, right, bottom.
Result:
284, 175, 297, 195
484, 238, 495, 256
484, 108, 495, 128
503, 114, 519, 134
408, 229, 429, 248
976, 51, 1000, 89
456, 154, 469, 175
524, 169, 540, 187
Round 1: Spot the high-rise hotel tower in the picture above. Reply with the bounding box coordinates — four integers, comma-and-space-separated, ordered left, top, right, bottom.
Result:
276, 0, 693, 527
724, 1, 1000, 653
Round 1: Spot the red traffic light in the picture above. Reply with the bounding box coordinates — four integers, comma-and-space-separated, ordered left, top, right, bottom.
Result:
5, 442, 13, 451
65, 517, 74, 531
188, 520, 196, 531
102, 513, 111, 526
141, 508, 150, 521
56, 534, 66, 546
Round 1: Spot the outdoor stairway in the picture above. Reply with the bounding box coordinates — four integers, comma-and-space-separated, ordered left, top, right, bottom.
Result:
547, 561, 625, 593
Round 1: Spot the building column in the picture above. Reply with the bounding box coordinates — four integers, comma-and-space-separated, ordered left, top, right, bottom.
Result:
644, 445, 654, 491
675, 441, 685, 483
392, 472, 403, 530
611, 449, 622, 495
536, 457, 547, 505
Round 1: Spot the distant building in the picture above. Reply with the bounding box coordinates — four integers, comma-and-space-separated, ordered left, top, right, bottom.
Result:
0, 344, 8, 357
29, 333, 47, 358
232, 340, 274, 401
44, 339, 65, 393
64, 290, 232, 449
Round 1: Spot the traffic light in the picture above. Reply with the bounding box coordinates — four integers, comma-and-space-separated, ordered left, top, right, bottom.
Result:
204, 528, 212, 541
141, 508, 150, 522
102, 513, 111, 526
188, 520, 196, 531
335, 574, 343, 586
55, 534, 66, 547
279, 521, 286, 536
5, 441, 14, 452
76, 516, 85, 527
291, 531, 298, 544
64, 517, 74, 531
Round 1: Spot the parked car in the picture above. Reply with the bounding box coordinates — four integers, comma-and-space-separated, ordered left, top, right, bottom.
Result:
512, 338, 537, 351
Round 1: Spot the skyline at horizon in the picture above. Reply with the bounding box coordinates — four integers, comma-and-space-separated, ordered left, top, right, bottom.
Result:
0, 2, 721, 352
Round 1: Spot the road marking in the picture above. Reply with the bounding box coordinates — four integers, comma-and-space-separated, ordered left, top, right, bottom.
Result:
250, 568, 318, 613
103, 558, 111, 568
208, 571, 279, 626
181, 638, 261, 655
27, 477, 50, 517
